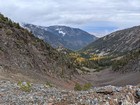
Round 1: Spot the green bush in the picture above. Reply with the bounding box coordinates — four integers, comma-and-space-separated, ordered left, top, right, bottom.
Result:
13, 23, 20, 29
0, 13, 21, 28
74, 83, 82, 91
0, 17, 3, 22
83, 83, 92, 91
74, 83, 92, 91
17, 81, 32, 92
45, 82, 53, 87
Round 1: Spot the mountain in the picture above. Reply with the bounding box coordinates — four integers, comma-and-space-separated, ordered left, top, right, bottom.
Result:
112, 49, 140, 72
0, 14, 77, 87
1, 13, 139, 89
23, 24, 97, 50
82, 26, 140, 55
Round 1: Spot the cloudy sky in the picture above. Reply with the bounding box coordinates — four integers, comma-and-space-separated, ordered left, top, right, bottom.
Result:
0, 0, 140, 37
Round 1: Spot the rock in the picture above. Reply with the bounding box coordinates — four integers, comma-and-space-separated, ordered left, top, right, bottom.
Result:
136, 89, 140, 98
96, 88, 114, 95
136, 102, 140, 105
0, 80, 139, 105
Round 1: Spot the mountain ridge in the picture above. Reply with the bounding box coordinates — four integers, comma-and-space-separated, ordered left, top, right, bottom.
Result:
81, 25, 140, 55
0, 13, 140, 89
0, 13, 78, 88
23, 23, 97, 50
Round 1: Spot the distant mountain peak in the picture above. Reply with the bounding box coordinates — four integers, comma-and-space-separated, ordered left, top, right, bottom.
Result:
23, 24, 98, 50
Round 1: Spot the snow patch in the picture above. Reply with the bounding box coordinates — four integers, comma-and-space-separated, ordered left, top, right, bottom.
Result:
37, 36, 44, 40
40, 27, 48, 31
98, 51, 109, 56
59, 30, 66, 36
56, 28, 66, 36
56, 28, 60, 31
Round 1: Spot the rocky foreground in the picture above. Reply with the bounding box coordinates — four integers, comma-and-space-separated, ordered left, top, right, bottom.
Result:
0, 80, 140, 105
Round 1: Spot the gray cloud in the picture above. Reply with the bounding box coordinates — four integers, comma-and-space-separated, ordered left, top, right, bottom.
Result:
0, 0, 140, 36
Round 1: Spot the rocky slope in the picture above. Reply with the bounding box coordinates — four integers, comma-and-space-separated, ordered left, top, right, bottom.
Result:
0, 80, 140, 105
0, 14, 77, 87
23, 24, 97, 50
0, 13, 140, 91
82, 26, 140, 55
112, 49, 140, 73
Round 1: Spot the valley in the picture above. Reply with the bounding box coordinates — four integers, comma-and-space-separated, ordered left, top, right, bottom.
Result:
0, 13, 140, 105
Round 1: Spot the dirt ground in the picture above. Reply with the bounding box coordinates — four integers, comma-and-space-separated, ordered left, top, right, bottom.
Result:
0, 68, 140, 89
82, 69, 140, 87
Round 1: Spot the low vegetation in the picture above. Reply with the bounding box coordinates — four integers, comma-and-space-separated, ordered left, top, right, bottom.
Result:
74, 83, 92, 91
69, 52, 113, 71
45, 82, 53, 87
17, 81, 32, 92
69, 49, 140, 73
0, 13, 20, 28
112, 50, 140, 71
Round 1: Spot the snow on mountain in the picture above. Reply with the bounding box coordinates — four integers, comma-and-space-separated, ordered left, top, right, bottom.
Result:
23, 24, 98, 50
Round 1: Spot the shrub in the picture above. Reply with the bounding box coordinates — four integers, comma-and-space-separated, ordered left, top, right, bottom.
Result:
8, 19, 13, 27
74, 83, 82, 91
74, 82, 92, 91
6, 29, 13, 35
83, 83, 92, 91
14, 23, 20, 29
0, 17, 3, 22
0, 47, 4, 52
0, 25, 2, 28
17, 81, 32, 92
45, 82, 53, 87
0, 13, 21, 28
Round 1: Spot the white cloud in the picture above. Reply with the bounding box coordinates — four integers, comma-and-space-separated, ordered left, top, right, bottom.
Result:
0, 0, 140, 36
